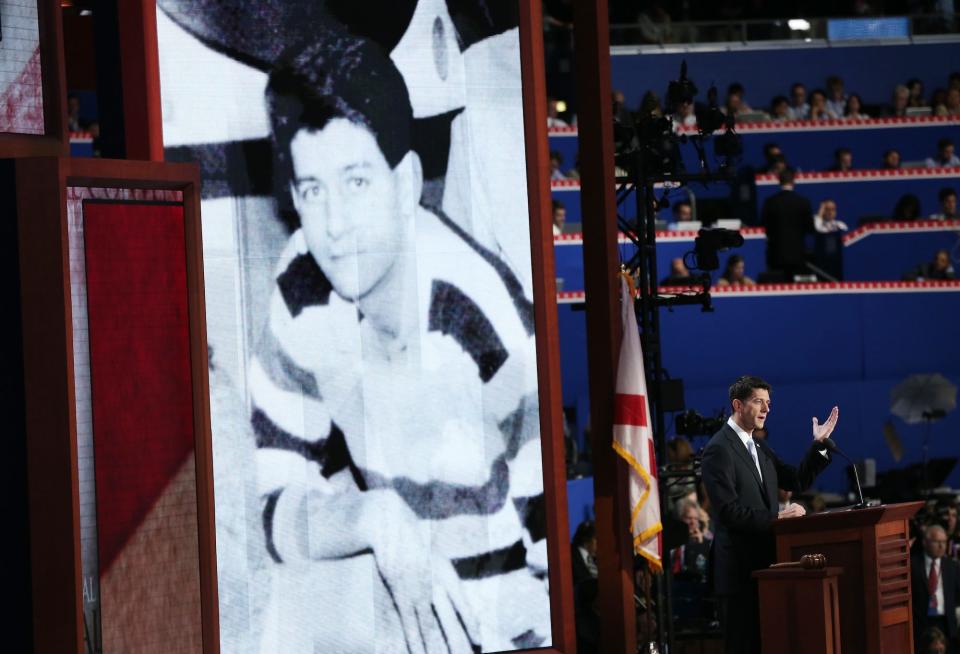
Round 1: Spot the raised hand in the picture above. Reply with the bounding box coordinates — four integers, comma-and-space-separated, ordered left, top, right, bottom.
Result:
812, 406, 839, 443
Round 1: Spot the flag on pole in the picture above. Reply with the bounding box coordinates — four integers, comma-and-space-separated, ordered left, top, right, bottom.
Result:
612, 274, 663, 571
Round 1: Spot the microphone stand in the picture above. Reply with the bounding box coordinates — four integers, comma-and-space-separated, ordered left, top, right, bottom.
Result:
823, 438, 868, 510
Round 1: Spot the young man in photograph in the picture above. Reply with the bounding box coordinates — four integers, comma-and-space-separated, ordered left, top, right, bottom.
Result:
249, 28, 550, 654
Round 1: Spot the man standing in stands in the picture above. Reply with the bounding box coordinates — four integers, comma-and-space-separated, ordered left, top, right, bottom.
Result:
251, 28, 550, 653
912, 525, 960, 653
762, 168, 815, 280
701, 376, 837, 654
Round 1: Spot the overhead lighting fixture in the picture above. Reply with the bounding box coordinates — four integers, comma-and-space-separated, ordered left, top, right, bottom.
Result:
788, 19, 811, 31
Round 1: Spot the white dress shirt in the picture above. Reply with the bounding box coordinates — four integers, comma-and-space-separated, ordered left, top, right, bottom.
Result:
728, 417, 763, 480
925, 554, 946, 615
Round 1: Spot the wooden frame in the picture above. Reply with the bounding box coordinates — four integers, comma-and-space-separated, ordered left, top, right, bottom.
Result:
0, 0, 68, 156
16, 156, 217, 654
126, 0, 576, 651
518, 1, 577, 652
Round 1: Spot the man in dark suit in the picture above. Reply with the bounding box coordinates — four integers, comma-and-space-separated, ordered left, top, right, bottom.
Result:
912, 524, 960, 653
701, 375, 838, 654
761, 168, 814, 280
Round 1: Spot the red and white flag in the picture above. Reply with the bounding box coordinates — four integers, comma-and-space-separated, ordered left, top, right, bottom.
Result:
612, 275, 663, 570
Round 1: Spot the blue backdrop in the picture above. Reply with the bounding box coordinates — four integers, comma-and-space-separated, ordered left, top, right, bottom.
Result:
558, 286, 960, 499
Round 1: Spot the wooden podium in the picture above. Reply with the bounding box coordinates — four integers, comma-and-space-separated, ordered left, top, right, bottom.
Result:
772, 502, 923, 654
753, 567, 843, 654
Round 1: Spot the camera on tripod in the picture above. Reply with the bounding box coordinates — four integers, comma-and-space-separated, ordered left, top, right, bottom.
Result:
675, 409, 726, 437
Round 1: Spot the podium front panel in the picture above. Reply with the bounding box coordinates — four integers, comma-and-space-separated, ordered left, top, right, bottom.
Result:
775, 505, 917, 654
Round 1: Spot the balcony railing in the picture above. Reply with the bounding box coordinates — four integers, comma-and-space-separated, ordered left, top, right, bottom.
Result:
609, 14, 959, 49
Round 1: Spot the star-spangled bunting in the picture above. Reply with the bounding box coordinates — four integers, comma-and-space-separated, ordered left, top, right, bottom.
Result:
611, 275, 662, 571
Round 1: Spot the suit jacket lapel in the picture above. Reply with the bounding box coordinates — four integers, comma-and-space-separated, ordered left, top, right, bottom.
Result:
724, 426, 766, 494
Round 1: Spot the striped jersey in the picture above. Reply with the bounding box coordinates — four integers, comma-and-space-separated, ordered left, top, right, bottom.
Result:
250, 206, 550, 650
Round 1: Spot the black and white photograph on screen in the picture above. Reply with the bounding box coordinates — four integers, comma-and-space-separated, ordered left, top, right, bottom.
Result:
157, 2, 551, 652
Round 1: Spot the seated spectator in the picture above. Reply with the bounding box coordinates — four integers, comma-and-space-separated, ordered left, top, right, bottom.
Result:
883, 149, 902, 169
931, 187, 959, 220
808, 89, 836, 120
926, 138, 960, 168
931, 88, 949, 113
660, 257, 694, 286
769, 95, 790, 121
722, 82, 753, 118
550, 150, 568, 180
911, 525, 960, 651
552, 199, 567, 235
639, 90, 663, 119
759, 142, 784, 173
907, 78, 928, 108
884, 84, 910, 118
828, 147, 854, 172
843, 93, 869, 120
762, 168, 815, 279
613, 89, 631, 126
571, 520, 598, 587
670, 499, 712, 579
936, 88, 960, 117
902, 249, 956, 281
547, 96, 568, 128
674, 99, 697, 127
67, 94, 82, 132
936, 502, 960, 559
716, 254, 756, 287
788, 82, 810, 120
894, 193, 923, 221
814, 200, 849, 232
917, 626, 948, 654
825, 76, 847, 117
672, 200, 693, 223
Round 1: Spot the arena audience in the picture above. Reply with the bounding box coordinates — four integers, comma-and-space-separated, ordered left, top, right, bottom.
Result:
716, 254, 756, 286
808, 89, 835, 120
883, 149, 902, 169
884, 84, 911, 117
907, 78, 928, 108
788, 82, 810, 119
550, 150, 568, 180
553, 199, 567, 235
931, 187, 959, 220
825, 76, 847, 118
917, 627, 949, 654
814, 199, 849, 232
670, 499, 712, 579
936, 88, 960, 117
769, 95, 790, 121
828, 147, 854, 172
911, 524, 960, 653
927, 139, 960, 168
893, 194, 923, 221
902, 249, 956, 281
844, 93, 869, 120
672, 200, 693, 223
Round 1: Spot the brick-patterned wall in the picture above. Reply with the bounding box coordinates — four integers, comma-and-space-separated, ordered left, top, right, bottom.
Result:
0, 0, 43, 134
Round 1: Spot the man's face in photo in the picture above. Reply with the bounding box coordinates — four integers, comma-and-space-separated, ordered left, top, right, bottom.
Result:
289, 118, 407, 302
735, 389, 770, 432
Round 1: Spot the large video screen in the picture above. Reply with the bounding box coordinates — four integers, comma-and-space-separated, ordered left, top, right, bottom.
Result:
157, 2, 551, 652
0, 0, 44, 134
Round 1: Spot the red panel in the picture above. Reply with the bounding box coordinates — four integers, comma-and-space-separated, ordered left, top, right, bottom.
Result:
84, 201, 194, 572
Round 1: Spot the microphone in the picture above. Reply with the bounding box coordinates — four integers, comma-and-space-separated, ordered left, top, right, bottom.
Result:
821, 438, 867, 509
